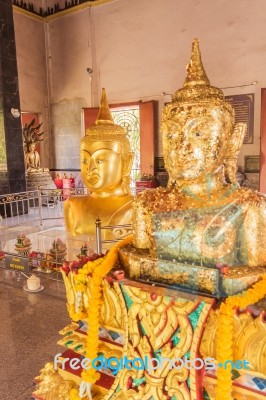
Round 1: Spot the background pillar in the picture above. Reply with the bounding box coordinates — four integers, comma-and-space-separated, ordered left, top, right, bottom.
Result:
0, 0, 26, 195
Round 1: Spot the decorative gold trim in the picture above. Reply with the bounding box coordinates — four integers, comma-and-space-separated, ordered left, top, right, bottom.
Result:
47, 0, 115, 21
12, 5, 44, 22
13, 1, 116, 22
190, 303, 212, 400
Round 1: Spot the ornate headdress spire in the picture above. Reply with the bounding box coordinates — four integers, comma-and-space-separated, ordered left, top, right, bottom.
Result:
84, 88, 131, 153
95, 88, 114, 125
184, 38, 210, 87
172, 38, 226, 104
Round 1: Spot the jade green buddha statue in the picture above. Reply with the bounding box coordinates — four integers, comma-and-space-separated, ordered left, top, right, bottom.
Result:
131, 39, 266, 277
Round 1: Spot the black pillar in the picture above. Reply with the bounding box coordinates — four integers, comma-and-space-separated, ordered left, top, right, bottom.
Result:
0, 0, 26, 195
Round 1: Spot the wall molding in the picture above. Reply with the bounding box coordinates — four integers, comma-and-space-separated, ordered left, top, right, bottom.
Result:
13, 0, 115, 21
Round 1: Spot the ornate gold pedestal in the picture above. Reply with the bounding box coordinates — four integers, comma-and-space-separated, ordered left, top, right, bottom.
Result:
33, 275, 266, 400
32, 278, 214, 400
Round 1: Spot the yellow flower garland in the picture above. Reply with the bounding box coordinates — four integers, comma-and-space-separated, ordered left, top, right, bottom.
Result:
67, 303, 87, 322
80, 236, 133, 390
65, 258, 105, 322
216, 274, 266, 400
69, 388, 80, 400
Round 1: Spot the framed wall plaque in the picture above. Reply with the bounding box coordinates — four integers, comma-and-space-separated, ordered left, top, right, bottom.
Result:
244, 155, 260, 173
155, 157, 166, 172
225, 93, 254, 144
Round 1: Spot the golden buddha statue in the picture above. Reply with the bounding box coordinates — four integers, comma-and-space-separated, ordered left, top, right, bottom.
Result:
64, 89, 134, 238
25, 143, 41, 171
23, 119, 45, 172
130, 39, 266, 283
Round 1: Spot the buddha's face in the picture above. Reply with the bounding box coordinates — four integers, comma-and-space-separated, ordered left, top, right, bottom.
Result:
162, 104, 232, 181
81, 141, 123, 194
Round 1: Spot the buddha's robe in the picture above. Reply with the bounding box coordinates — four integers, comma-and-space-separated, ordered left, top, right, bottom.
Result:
133, 185, 266, 267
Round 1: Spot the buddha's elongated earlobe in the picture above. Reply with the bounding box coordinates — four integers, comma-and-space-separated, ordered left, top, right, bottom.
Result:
122, 152, 134, 176
121, 152, 134, 194
224, 122, 246, 184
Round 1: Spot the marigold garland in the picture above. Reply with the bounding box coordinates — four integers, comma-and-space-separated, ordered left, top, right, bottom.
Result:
69, 388, 80, 400
68, 303, 87, 322
216, 274, 266, 400
62, 256, 105, 322
79, 236, 133, 391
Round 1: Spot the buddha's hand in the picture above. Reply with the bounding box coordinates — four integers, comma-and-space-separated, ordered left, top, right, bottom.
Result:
75, 291, 83, 313
79, 381, 92, 400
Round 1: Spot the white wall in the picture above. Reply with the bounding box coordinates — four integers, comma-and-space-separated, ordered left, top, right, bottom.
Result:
48, 8, 93, 104
14, 0, 266, 175
47, 8, 94, 168
14, 12, 47, 113
13, 11, 51, 167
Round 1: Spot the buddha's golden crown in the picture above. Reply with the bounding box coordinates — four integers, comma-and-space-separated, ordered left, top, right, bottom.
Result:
172, 38, 231, 111
84, 88, 130, 153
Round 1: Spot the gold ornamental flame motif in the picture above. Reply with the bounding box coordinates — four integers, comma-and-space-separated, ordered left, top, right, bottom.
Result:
201, 308, 266, 376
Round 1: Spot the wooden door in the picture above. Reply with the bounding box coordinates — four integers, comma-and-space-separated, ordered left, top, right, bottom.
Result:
260, 89, 266, 193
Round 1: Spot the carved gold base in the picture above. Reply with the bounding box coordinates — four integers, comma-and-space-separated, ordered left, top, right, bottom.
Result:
119, 244, 266, 297
32, 362, 77, 400
33, 278, 215, 399
33, 277, 266, 400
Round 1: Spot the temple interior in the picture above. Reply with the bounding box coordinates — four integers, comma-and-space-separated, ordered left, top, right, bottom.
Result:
1, 1, 266, 400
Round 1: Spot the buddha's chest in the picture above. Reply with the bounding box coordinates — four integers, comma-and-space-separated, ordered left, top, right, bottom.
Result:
69, 196, 132, 236
151, 204, 247, 266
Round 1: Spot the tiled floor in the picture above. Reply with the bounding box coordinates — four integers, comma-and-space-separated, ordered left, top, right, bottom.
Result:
0, 270, 69, 400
